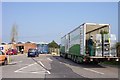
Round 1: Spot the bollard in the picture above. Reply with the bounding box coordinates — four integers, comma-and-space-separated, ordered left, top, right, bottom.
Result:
7, 55, 11, 64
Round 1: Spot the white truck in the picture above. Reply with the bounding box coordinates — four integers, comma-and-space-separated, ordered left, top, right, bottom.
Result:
60, 23, 119, 64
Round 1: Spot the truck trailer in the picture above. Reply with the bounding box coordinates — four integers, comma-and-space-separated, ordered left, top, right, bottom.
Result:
60, 23, 119, 64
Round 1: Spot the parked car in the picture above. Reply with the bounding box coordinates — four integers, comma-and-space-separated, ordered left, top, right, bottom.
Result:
0, 50, 8, 65
27, 48, 39, 57
6, 49, 18, 55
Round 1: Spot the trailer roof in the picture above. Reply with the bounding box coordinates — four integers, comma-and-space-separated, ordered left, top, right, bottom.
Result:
68, 23, 85, 34
85, 23, 109, 26
61, 35, 66, 39
61, 23, 110, 38
86, 25, 109, 34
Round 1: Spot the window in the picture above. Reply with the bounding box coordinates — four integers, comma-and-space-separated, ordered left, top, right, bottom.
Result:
0, 51, 2, 55
0, 51, 5, 55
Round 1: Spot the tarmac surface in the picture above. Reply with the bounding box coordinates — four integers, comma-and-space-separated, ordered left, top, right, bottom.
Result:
1, 54, 119, 80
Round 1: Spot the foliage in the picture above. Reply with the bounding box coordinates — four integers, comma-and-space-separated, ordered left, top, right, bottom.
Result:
116, 42, 120, 57
48, 40, 59, 48
100, 30, 109, 34
116, 42, 120, 48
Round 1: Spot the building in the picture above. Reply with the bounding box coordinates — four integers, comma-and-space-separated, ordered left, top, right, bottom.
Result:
16, 42, 37, 53
0, 42, 37, 53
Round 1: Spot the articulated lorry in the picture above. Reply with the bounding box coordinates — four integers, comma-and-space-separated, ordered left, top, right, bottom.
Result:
60, 23, 119, 64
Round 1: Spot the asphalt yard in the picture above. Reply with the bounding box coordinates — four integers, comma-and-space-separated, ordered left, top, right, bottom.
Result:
1, 54, 119, 80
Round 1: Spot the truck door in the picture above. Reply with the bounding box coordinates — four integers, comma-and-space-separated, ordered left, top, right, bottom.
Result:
95, 34, 102, 56
110, 34, 117, 56
103, 34, 110, 56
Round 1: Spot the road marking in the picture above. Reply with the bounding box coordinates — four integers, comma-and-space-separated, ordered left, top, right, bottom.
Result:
31, 72, 39, 73
14, 62, 51, 74
47, 58, 53, 61
19, 61, 22, 63
15, 71, 49, 74
11, 54, 24, 57
83, 68, 104, 75
59, 62, 62, 63
39, 61, 45, 67
47, 71, 51, 74
9, 61, 22, 64
14, 63, 37, 72
38, 61, 51, 74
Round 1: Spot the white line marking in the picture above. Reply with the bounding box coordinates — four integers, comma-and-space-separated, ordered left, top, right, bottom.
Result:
9, 61, 22, 64
47, 71, 51, 74
38, 61, 51, 74
39, 61, 45, 67
15, 70, 49, 74
47, 58, 53, 61
19, 61, 22, 63
59, 62, 62, 63
14, 62, 51, 74
31, 72, 39, 73
83, 68, 104, 75
14, 63, 37, 72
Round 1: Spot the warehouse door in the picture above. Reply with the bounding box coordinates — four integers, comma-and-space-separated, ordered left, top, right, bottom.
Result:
17, 46, 24, 54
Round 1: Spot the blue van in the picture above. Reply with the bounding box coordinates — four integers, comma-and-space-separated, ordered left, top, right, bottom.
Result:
42, 44, 49, 54
37, 44, 49, 54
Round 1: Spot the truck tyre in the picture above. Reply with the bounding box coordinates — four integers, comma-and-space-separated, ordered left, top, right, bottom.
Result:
37, 54, 39, 57
79, 57, 83, 64
65, 54, 67, 59
73, 56, 75, 62
90, 61, 98, 65
75, 56, 79, 63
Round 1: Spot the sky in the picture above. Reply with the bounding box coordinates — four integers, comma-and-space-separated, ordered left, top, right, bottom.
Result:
2, 2, 118, 44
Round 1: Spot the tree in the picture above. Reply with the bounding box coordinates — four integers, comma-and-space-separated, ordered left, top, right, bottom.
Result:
100, 30, 108, 34
48, 40, 59, 48
11, 23, 18, 43
116, 42, 120, 57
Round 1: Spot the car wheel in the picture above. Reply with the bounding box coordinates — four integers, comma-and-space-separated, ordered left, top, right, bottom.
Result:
37, 55, 39, 57
34, 55, 36, 57
2, 59, 8, 65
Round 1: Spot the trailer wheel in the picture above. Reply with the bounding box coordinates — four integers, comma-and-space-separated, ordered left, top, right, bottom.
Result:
90, 61, 99, 65
79, 57, 83, 64
75, 57, 79, 63
74, 56, 78, 63
71, 55, 73, 61
64, 54, 67, 59
76, 58, 79, 63
74, 56, 76, 62
71, 55, 74, 61
60, 52, 62, 57
60, 54, 62, 57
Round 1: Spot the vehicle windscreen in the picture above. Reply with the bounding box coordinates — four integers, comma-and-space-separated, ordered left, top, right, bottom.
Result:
28, 49, 36, 52
0, 51, 4, 55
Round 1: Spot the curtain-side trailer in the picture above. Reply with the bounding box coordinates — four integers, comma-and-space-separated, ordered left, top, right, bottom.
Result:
60, 23, 119, 64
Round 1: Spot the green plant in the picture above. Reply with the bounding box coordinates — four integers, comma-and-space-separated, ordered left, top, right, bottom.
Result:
116, 42, 120, 57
